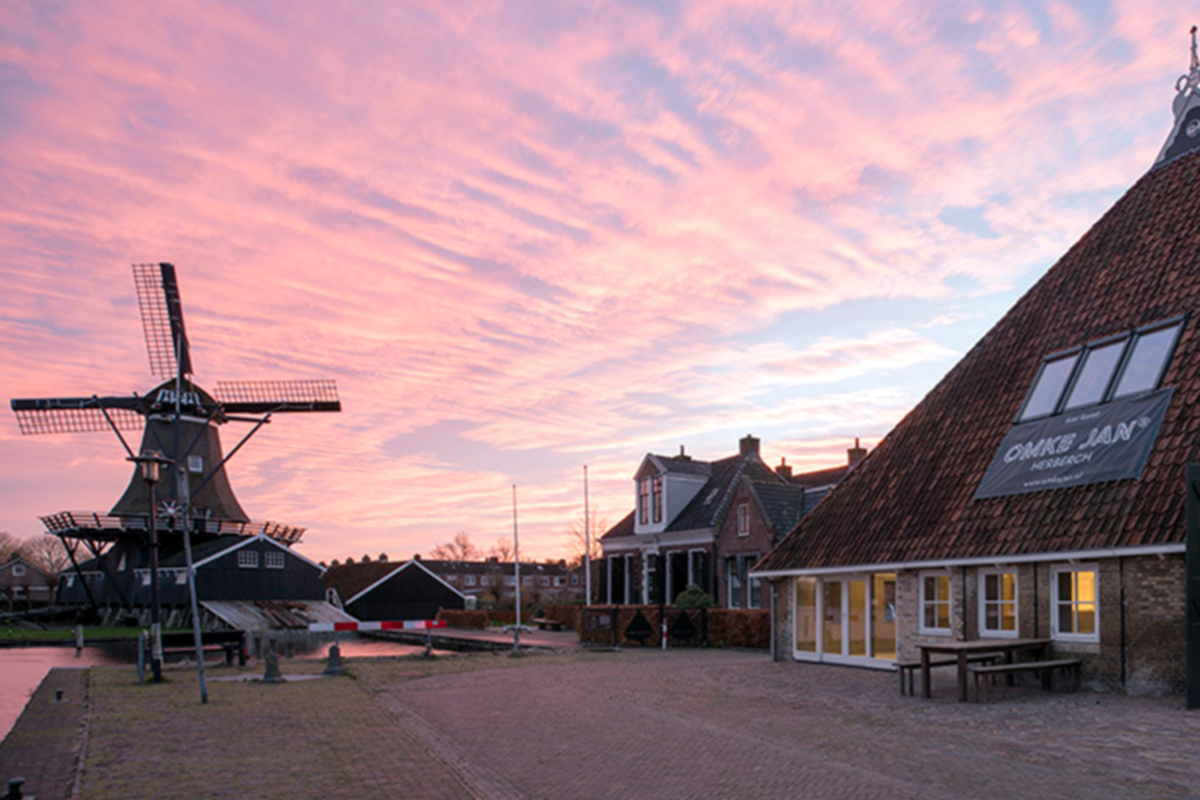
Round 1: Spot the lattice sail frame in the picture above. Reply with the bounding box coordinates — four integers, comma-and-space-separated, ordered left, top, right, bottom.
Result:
215, 379, 340, 413
14, 405, 143, 435
133, 262, 192, 379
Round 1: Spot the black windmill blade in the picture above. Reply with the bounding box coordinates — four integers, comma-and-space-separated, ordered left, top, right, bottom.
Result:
133, 262, 193, 379
215, 379, 341, 415
10, 396, 143, 435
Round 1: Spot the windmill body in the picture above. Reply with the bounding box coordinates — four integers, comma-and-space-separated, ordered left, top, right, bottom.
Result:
10, 263, 346, 630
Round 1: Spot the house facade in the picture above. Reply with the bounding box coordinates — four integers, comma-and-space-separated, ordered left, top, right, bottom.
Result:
598, 436, 858, 608
754, 54, 1200, 694
0, 556, 55, 608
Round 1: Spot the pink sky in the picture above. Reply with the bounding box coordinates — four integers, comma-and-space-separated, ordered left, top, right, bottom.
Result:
0, 1, 1193, 565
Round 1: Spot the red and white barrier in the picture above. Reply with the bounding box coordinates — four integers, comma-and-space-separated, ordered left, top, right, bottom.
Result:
308, 620, 446, 632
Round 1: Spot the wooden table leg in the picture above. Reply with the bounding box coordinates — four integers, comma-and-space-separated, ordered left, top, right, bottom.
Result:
921, 649, 932, 698
957, 651, 969, 702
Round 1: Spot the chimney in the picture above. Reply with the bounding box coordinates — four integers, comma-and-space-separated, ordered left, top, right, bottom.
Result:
776, 457, 793, 480
848, 438, 867, 468
678, 444, 690, 460
739, 434, 760, 456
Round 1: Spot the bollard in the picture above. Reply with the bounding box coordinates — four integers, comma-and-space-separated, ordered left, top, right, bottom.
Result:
75, 623, 84, 657
261, 641, 285, 684
323, 643, 347, 676
5, 777, 24, 800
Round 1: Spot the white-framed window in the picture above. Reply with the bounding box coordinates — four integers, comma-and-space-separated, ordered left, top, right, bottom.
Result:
187, 454, 204, 474
175, 570, 188, 585
464, 575, 477, 587
11, 564, 25, 578
1051, 564, 1099, 642
479, 575, 490, 587
237, 549, 259, 569
638, 477, 651, 524
736, 503, 750, 537
726, 554, 762, 608
265, 551, 285, 570
540, 576, 550, 587
978, 568, 1018, 637
554, 576, 565, 587
505, 576, 517, 586
141, 571, 151, 586
652, 475, 663, 523
523, 576, 533, 585
919, 571, 952, 635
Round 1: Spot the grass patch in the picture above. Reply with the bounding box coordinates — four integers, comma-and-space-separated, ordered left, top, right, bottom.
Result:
0, 626, 185, 643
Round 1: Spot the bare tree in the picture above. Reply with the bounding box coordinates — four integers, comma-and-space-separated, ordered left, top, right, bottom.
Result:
0, 531, 20, 563
488, 536, 514, 562
429, 531, 479, 561
565, 512, 608, 568
18, 535, 70, 576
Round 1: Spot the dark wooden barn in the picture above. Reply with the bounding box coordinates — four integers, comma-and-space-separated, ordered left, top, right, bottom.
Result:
324, 559, 465, 622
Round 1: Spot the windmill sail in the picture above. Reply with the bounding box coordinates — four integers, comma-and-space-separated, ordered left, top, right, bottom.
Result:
133, 262, 193, 379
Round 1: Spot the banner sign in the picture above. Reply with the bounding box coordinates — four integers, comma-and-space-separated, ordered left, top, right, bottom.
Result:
975, 388, 1173, 500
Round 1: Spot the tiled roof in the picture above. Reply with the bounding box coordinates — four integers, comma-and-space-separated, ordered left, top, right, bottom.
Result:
322, 561, 402, 599
758, 149, 1200, 573
751, 481, 812, 534
787, 464, 850, 489
599, 510, 634, 541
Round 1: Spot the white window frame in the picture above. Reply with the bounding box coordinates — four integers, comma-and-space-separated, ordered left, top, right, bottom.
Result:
237, 549, 259, 569
264, 551, 285, 570
464, 575, 476, 587
11, 564, 25, 578
918, 570, 952, 636
977, 568, 1018, 638
1051, 563, 1100, 643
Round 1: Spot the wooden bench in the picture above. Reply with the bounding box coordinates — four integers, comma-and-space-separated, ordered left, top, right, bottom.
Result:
897, 653, 1000, 696
530, 617, 564, 632
967, 658, 1082, 703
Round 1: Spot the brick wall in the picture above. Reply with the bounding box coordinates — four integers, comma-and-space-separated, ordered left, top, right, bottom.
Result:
770, 554, 1186, 695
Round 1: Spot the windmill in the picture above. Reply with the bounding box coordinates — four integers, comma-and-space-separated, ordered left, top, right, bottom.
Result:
10, 263, 341, 617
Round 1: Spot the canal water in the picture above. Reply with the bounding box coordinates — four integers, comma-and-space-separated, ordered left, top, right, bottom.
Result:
0, 637, 427, 743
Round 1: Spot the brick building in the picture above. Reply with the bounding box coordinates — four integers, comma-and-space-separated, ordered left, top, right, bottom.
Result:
755, 49, 1200, 694
0, 556, 54, 608
599, 436, 859, 608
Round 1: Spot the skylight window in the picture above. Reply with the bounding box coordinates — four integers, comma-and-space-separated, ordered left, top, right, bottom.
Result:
1113, 323, 1182, 398
1019, 353, 1078, 420
1017, 318, 1184, 422
1063, 338, 1126, 410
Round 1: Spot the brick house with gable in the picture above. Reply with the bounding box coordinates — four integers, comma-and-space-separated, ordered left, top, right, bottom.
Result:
0, 555, 55, 608
599, 436, 860, 608
755, 47, 1200, 694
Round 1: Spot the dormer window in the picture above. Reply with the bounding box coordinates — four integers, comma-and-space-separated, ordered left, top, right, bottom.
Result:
1018, 318, 1183, 422
652, 476, 663, 523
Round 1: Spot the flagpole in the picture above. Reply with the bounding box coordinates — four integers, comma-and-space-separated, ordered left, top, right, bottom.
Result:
584, 465, 591, 606
512, 484, 521, 655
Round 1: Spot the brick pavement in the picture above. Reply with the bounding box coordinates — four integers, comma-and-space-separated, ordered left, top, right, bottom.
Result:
8, 648, 1200, 799
0, 668, 88, 800
359, 649, 1200, 799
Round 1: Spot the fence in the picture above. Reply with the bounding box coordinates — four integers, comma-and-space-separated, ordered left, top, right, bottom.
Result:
578, 605, 770, 649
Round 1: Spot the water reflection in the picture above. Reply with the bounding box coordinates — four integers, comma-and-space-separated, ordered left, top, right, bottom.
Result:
0, 647, 119, 744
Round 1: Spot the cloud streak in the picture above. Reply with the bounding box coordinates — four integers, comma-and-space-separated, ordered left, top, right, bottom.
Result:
0, 0, 1194, 562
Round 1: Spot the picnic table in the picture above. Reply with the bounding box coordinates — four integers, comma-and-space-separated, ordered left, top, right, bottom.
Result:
918, 637, 1051, 701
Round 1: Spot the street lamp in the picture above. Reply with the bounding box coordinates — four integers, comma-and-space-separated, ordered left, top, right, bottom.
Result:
129, 449, 170, 683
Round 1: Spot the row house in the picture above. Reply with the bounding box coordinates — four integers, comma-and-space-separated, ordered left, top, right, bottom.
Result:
598, 435, 861, 609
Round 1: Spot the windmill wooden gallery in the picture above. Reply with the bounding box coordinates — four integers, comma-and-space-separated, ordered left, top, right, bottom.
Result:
9, 263, 349, 639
